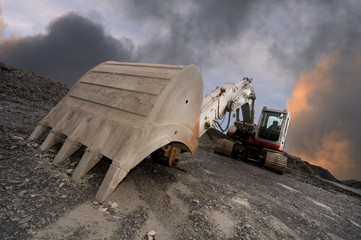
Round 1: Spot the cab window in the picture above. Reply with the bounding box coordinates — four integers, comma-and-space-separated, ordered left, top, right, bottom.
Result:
258, 111, 284, 141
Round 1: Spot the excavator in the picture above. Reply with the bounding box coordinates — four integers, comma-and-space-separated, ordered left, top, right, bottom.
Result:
214, 106, 291, 173
29, 61, 290, 202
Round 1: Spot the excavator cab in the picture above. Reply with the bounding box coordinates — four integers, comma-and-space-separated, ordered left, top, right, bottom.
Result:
254, 107, 290, 152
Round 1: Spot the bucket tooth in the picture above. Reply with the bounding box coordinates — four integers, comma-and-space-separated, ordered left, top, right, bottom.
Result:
72, 149, 103, 181
53, 138, 82, 165
40, 131, 63, 151
29, 123, 50, 141
95, 164, 128, 202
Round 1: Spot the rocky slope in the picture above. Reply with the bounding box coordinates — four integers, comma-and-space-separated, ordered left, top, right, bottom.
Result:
1, 63, 361, 240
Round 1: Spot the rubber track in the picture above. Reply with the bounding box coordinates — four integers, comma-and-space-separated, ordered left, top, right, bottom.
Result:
214, 139, 235, 157
264, 151, 287, 173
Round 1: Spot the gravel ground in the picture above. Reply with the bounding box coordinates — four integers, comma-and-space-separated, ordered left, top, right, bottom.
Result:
1, 63, 361, 239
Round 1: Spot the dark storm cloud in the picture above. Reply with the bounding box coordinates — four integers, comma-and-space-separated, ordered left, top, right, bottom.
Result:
121, 0, 256, 65
0, 12, 134, 86
1, 1, 359, 86
267, 0, 361, 75
117, 0, 361, 78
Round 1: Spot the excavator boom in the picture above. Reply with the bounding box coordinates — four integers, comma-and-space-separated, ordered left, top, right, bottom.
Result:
199, 78, 255, 137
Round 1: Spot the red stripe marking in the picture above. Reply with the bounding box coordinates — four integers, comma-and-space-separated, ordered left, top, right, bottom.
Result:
253, 139, 284, 152
227, 132, 234, 137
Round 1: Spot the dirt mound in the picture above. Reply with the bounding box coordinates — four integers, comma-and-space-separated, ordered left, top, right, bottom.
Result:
342, 180, 361, 190
0, 62, 68, 106
285, 154, 338, 181
305, 161, 340, 183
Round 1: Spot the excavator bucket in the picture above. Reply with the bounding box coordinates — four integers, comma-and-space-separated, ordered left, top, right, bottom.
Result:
29, 61, 204, 202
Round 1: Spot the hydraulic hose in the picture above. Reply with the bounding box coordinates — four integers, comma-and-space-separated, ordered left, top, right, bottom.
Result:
214, 111, 231, 132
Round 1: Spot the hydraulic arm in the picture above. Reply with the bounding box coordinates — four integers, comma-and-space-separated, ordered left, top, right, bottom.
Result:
199, 78, 256, 137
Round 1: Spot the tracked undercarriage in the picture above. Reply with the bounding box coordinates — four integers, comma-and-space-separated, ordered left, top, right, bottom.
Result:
215, 138, 288, 173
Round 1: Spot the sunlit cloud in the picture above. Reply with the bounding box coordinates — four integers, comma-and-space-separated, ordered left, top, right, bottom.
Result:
287, 49, 361, 180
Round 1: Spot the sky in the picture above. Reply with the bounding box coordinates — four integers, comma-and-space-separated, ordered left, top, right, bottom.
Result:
1, 0, 360, 180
